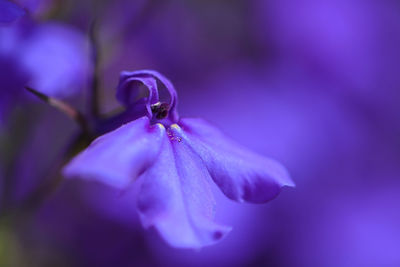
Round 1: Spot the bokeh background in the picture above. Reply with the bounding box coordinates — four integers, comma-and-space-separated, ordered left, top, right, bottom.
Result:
1, 0, 400, 266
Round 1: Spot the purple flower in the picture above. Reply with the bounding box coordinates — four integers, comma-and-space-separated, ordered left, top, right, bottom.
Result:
0, 22, 90, 98
63, 70, 294, 248
0, 21, 90, 123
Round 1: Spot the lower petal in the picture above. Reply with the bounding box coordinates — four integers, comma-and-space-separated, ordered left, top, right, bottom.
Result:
137, 132, 231, 248
63, 117, 165, 188
176, 118, 295, 203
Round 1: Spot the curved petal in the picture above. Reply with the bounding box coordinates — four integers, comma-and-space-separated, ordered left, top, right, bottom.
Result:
137, 129, 231, 248
116, 75, 159, 111
174, 119, 295, 203
118, 70, 179, 122
63, 117, 165, 188
0, 0, 25, 24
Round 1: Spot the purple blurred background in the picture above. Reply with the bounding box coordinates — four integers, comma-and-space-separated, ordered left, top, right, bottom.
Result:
1, 0, 400, 266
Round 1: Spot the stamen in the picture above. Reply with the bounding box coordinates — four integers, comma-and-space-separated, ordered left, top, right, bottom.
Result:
151, 102, 170, 120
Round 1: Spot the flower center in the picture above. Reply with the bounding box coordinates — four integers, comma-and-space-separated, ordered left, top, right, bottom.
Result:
151, 102, 170, 120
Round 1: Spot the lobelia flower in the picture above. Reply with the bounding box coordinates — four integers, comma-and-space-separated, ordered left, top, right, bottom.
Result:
0, 21, 90, 123
0, 21, 90, 98
63, 70, 294, 248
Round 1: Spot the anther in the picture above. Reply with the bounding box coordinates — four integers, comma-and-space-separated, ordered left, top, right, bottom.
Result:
151, 102, 170, 120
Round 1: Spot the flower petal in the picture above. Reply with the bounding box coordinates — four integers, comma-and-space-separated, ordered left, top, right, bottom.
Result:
117, 70, 179, 122
63, 117, 165, 188
137, 128, 231, 248
174, 118, 295, 203
116, 75, 159, 112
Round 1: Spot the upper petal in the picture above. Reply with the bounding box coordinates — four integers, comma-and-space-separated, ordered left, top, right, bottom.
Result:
173, 118, 295, 203
116, 75, 159, 110
63, 117, 165, 188
137, 128, 231, 248
117, 70, 179, 122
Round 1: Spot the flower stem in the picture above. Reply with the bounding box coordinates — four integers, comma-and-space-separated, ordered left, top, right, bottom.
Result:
24, 86, 89, 134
